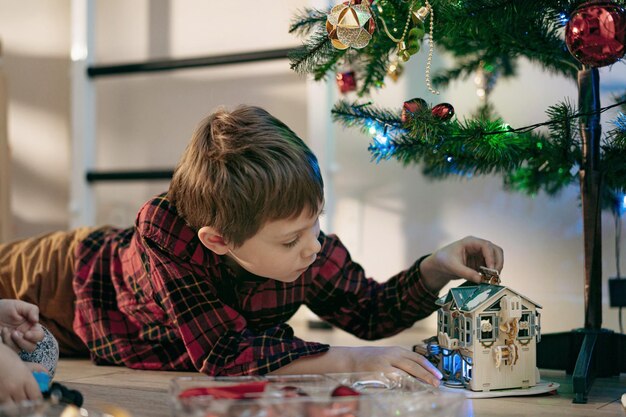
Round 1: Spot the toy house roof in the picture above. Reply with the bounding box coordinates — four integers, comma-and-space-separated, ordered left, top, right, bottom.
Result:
435, 282, 542, 312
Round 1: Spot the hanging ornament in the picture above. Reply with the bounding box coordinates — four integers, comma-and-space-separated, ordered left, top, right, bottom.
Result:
378, 3, 428, 62
565, 0, 626, 67
474, 61, 499, 102
336, 70, 357, 93
326, 0, 376, 50
387, 59, 404, 82
406, 23, 426, 55
401, 98, 428, 123
431, 102, 455, 121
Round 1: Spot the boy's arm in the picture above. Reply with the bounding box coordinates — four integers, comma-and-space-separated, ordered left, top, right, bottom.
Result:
305, 234, 503, 340
162, 271, 440, 386
269, 346, 442, 387
305, 234, 439, 340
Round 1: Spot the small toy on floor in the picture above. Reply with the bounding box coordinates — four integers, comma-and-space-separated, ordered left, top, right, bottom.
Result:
32, 371, 84, 407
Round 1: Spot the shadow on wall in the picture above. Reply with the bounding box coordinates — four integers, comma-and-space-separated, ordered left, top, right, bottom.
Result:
4, 52, 70, 116
5, 52, 71, 240
94, 65, 306, 170
10, 156, 69, 240
11, 215, 68, 241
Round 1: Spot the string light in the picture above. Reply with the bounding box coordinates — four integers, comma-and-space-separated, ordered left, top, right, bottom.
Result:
615, 112, 626, 131
367, 122, 400, 162
376, 124, 391, 144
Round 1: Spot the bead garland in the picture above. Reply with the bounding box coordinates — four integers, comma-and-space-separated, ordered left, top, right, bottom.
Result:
424, 0, 439, 95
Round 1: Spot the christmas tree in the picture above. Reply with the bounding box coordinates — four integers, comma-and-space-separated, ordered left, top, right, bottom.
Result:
289, 0, 626, 403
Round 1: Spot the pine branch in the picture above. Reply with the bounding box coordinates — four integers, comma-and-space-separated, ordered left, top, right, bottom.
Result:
432, 57, 490, 89
330, 98, 626, 196
602, 145, 626, 194
357, 49, 391, 96
431, 0, 581, 79
331, 100, 403, 129
289, 29, 340, 80
289, 8, 327, 37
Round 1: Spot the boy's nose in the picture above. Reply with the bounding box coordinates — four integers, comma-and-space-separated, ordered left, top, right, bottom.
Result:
302, 236, 321, 258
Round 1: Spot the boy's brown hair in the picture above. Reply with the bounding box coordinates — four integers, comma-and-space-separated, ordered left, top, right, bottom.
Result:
168, 105, 324, 247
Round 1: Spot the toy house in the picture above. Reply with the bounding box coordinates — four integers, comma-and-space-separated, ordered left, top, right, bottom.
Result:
428, 282, 542, 392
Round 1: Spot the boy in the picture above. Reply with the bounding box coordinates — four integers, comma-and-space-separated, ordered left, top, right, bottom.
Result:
0, 105, 503, 387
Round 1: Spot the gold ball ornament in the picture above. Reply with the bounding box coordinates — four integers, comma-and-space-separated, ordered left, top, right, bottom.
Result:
326, 1, 376, 50
387, 59, 404, 82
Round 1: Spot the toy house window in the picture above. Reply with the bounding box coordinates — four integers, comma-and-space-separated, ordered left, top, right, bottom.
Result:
459, 316, 466, 347
442, 349, 452, 376
444, 352, 463, 379
535, 312, 541, 343
518, 311, 532, 339
442, 312, 450, 335
437, 309, 443, 333
479, 314, 495, 341
462, 356, 473, 382
465, 317, 472, 344
452, 353, 462, 379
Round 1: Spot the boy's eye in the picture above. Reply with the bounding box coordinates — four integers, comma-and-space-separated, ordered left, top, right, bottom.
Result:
283, 237, 300, 248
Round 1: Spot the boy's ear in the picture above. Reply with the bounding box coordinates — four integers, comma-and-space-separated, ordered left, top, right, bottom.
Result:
198, 226, 230, 255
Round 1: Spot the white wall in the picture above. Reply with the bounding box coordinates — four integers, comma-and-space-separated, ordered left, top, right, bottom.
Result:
0, 0, 71, 238
1, 0, 625, 337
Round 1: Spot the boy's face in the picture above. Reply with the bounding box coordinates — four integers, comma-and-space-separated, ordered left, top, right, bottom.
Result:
226, 207, 323, 282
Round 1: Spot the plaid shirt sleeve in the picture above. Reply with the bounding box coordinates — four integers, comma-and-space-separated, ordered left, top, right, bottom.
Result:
148, 243, 330, 376
305, 233, 439, 340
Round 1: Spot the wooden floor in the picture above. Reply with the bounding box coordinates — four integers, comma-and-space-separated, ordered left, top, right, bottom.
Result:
52, 327, 626, 417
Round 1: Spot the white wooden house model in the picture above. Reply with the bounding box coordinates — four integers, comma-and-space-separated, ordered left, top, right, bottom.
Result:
430, 282, 542, 392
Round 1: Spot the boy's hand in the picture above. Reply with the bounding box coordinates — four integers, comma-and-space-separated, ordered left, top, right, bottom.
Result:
0, 300, 44, 353
270, 346, 442, 387
419, 236, 504, 293
346, 346, 442, 387
0, 343, 44, 406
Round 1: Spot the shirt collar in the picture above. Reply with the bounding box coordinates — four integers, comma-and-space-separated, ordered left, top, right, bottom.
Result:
135, 193, 219, 266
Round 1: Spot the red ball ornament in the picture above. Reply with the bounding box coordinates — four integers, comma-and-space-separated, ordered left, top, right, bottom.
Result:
431, 102, 455, 121
336, 70, 357, 94
401, 98, 428, 123
565, 1, 626, 67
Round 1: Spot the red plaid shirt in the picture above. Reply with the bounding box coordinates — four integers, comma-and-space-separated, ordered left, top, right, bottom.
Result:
73, 194, 438, 375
